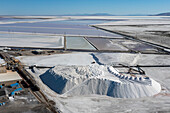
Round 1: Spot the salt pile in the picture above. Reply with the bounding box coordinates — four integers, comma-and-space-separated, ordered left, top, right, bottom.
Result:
38, 65, 161, 98
39, 65, 104, 94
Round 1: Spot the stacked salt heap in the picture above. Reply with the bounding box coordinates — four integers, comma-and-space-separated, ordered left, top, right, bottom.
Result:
39, 65, 161, 98
40, 65, 104, 94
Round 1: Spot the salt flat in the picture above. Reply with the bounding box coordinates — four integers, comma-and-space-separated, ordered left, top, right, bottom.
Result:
66, 16, 165, 20
0, 33, 64, 48
1, 16, 170, 113
17, 52, 170, 113
17, 52, 95, 66
0, 17, 123, 37
93, 53, 170, 65
94, 19, 170, 48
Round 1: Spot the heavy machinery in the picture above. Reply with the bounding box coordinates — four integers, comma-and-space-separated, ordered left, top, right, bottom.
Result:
9, 88, 22, 96
119, 64, 145, 75
10, 83, 20, 88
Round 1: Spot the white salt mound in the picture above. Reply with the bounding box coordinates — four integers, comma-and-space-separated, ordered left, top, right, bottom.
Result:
39, 65, 104, 94
38, 65, 161, 98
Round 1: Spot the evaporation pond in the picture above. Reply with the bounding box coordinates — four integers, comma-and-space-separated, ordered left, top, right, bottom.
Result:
0, 33, 64, 48
86, 38, 128, 51
66, 37, 96, 50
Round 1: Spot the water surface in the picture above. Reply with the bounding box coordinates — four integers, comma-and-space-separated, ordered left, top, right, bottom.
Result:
66, 36, 96, 50
0, 19, 123, 37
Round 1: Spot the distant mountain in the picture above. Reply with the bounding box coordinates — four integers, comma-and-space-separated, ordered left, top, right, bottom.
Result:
153, 12, 170, 16
61, 13, 115, 16
84, 13, 115, 16
0, 13, 151, 16
61, 13, 150, 16
124, 14, 148, 16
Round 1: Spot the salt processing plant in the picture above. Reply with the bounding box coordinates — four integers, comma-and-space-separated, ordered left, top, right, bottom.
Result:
0, 16, 170, 113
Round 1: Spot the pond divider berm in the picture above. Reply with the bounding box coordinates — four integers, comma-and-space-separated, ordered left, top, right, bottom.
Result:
91, 25, 170, 54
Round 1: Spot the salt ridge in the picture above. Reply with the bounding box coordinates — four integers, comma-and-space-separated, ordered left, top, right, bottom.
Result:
38, 65, 161, 98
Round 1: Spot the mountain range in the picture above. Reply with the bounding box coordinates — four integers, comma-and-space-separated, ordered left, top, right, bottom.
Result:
62, 12, 170, 16
61, 13, 148, 16
153, 12, 170, 16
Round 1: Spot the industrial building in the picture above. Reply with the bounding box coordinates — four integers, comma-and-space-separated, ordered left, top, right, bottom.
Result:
0, 71, 22, 86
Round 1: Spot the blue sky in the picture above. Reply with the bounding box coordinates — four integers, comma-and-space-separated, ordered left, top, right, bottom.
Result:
0, 0, 170, 15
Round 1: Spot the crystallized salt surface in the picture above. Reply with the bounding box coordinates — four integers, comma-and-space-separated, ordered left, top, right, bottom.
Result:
18, 52, 170, 67
39, 65, 104, 94
0, 33, 64, 48
17, 52, 95, 66
18, 52, 162, 98
37, 65, 161, 98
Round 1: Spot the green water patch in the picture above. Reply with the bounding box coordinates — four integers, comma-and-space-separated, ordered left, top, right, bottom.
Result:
66, 36, 96, 50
